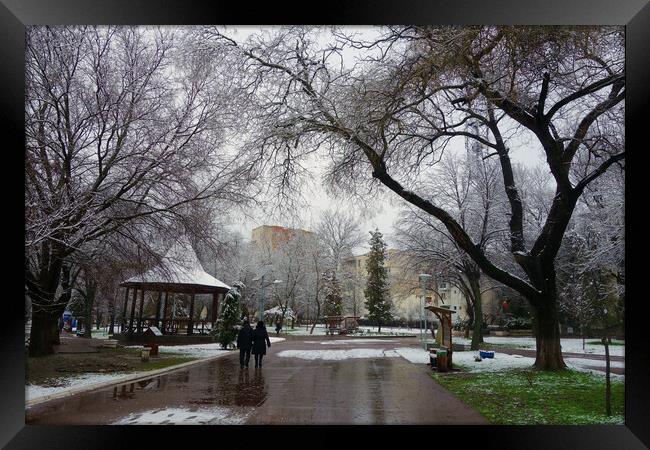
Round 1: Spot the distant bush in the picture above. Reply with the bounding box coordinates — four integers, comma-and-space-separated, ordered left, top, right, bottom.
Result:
504, 317, 532, 330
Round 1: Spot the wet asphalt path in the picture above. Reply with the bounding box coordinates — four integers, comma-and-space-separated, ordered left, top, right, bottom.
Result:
25, 336, 487, 425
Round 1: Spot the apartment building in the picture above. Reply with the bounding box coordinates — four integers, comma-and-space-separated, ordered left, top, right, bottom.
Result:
251, 225, 314, 251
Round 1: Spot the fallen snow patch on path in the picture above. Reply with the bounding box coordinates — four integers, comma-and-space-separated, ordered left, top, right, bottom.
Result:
278, 348, 400, 360
112, 406, 249, 425
126, 338, 285, 358
392, 347, 431, 364
317, 339, 396, 345
26, 373, 128, 402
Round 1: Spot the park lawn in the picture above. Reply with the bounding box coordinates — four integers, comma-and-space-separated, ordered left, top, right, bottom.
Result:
26, 347, 197, 387
432, 368, 624, 425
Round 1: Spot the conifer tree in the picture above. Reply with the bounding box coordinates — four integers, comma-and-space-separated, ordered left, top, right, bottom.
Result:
324, 272, 343, 317
216, 283, 243, 349
364, 230, 392, 332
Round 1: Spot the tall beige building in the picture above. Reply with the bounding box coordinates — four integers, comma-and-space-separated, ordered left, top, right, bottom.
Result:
251, 225, 314, 251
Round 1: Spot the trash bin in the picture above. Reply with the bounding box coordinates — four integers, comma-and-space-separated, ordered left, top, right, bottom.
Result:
437, 349, 448, 372
429, 350, 437, 367
141, 348, 150, 362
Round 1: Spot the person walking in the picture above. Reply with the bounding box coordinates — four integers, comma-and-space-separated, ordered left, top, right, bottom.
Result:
252, 320, 271, 368
275, 320, 282, 336
236, 319, 254, 369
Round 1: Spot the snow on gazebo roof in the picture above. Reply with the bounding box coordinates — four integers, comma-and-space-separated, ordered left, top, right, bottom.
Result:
120, 237, 231, 294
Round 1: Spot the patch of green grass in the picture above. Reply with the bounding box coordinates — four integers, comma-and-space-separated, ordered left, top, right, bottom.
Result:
26, 347, 197, 386
432, 369, 624, 425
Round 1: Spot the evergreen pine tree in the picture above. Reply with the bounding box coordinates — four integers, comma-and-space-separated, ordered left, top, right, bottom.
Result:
216, 284, 242, 349
324, 272, 343, 317
364, 229, 392, 333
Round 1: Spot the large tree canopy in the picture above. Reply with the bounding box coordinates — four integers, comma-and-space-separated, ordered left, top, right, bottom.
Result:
199, 25, 624, 369
25, 26, 257, 356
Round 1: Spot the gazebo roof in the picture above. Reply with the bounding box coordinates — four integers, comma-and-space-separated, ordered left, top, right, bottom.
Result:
120, 237, 231, 294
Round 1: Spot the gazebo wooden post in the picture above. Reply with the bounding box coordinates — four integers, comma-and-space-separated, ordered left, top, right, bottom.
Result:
128, 288, 137, 334
188, 291, 196, 335
161, 292, 169, 335
211, 292, 219, 326
137, 289, 145, 333
121, 287, 130, 333
155, 291, 162, 329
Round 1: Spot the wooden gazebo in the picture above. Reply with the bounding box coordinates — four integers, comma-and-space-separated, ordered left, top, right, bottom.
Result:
119, 238, 230, 336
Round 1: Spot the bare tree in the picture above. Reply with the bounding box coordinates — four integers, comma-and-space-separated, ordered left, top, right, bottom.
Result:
394, 146, 506, 349
24, 26, 256, 356
199, 26, 624, 369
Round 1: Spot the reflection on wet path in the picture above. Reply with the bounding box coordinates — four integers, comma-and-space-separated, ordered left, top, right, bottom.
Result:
26, 353, 268, 425
26, 337, 488, 425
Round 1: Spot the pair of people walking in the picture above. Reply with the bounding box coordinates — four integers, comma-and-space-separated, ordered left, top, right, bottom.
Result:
236, 319, 272, 369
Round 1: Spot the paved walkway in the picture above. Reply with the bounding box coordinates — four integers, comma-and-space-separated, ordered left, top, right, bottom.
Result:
25, 336, 487, 425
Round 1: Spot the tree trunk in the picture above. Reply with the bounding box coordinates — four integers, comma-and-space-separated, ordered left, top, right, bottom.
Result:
468, 275, 484, 351
108, 314, 115, 335
82, 282, 96, 339
29, 310, 61, 357
532, 295, 566, 370
82, 301, 93, 338
310, 303, 320, 335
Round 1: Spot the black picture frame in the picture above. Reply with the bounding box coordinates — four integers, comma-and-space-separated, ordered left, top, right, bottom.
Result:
3, 1, 648, 448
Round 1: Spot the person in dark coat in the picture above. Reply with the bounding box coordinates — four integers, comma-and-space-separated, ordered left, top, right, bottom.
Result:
251, 320, 271, 368
237, 319, 254, 369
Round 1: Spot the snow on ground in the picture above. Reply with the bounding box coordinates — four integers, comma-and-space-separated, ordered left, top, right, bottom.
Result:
282, 325, 328, 336
317, 339, 397, 345
278, 348, 400, 360
284, 325, 418, 336
26, 373, 128, 402
391, 347, 431, 364
112, 406, 249, 425
290, 343, 625, 380
27, 340, 289, 403
564, 359, 625, 380
453, 336, 624, 357
358, 326, 420, 335
125, 338, 286, 358
393, 347, 625, 379
393, 347, 536, 372
452, 351, 536, 373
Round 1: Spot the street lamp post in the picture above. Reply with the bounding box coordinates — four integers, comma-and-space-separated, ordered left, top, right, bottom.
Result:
419, 274, 433, 351
258, 274, 265, 322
